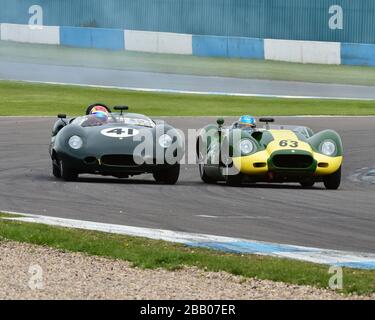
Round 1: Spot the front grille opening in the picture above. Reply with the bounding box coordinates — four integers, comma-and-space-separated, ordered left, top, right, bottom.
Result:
101, 155, 137, 166
254, 162, 266, 168
84, 156, 97, 164
273, 155, 313, 169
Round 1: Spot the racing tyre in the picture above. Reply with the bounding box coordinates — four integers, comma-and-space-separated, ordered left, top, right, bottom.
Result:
199, 163, 216, 184
225, 173, 243, 186
324, 167, 341, 190
52, 159, 61, 178
223, 166, 243, 187
59, 159, 78, 181
153, 163, 180, 185
300, 181, 315, 188
197, 138, 216, 184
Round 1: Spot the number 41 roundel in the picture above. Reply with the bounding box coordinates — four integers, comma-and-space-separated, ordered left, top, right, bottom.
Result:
100, 127, 139, 138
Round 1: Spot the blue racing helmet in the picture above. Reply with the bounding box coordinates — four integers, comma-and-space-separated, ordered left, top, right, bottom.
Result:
238, 115, 256, 128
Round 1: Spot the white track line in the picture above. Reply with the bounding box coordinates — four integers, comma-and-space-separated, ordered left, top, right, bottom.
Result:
1, 78, 375, 101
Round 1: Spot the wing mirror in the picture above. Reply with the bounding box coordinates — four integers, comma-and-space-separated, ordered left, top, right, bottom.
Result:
114, 106, 129, 115
114, 106, 129, 111
259, 117, 274, 129
217, 118, 224, 127
57, 114, 67, 126
259, 118, 274, 123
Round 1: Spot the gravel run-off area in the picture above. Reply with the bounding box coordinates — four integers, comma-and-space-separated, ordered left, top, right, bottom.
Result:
0, 240, 373, 300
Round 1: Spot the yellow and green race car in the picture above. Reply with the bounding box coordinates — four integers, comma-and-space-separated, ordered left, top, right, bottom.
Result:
196, 118, 343, 189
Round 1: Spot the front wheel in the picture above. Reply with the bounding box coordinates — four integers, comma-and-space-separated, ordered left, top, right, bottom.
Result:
153, 163, 180, 185
199, 163, 217, 184
59, 159, 78, 181
225, 173, 243, 186
222, 165, 243, 187
52, 159, 61, 178
324, 167, 341, 190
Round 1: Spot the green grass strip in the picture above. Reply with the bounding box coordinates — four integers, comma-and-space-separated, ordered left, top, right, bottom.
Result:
1, 80, 375, 116
0, 212, 24, 218
0, 215, 374, 295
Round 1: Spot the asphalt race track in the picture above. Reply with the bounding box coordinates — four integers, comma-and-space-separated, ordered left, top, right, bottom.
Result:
0, 116, 374, 253
2, 60, 375, 100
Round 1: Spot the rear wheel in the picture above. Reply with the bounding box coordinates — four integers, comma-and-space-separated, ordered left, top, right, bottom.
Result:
324, 167, 341, 190
153, 163, 180, 185
59, 159, 78, 181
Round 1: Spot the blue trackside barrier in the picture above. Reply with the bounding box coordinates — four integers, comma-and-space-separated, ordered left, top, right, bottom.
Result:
341, 42, 375, 67
227, 37, 264, 59
91, 28, 125, 50
60, 26, 124, 50
192, 35, 264, 59
192, 35, 228, 57
3, 23, 375, 67
60, 26, 91, 48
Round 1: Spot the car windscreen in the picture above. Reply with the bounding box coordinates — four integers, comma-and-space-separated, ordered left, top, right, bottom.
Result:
267, 125, 313, 138
75, 113, 155, 128
110, 114, 155, 128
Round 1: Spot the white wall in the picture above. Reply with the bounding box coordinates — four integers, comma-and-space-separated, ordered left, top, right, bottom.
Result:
124, 30, 158, 53
0, 23, 342, 65
302, 41, 341, 64
157, 32, 192, 55
0, 23, 60, 45
124, 30, 192, 55
264, 39, 341, 65
264, 39, 303, 63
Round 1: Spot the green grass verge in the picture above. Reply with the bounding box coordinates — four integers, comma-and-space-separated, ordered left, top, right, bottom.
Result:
1, 80, 375, 116
0, 214, 374, 295
0, 212, 23, 218
2, 40, 375, 86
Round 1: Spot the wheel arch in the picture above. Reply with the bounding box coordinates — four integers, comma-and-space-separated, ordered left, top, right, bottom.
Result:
308, 129, 343, 157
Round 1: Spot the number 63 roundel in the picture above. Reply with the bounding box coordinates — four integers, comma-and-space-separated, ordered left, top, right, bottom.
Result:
279, 140, 299, 148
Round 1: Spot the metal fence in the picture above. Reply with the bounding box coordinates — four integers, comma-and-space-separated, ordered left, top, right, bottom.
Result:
1, 0, 375, 44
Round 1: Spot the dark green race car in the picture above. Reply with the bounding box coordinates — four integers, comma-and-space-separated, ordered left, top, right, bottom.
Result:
197, 117, 343, 189
49, 104, 184, 184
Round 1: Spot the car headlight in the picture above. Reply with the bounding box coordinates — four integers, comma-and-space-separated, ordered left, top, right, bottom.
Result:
68, 135, 83, 150
320, 140, 336, 156
158, 134, 173, 148
240, 139, 254, 155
